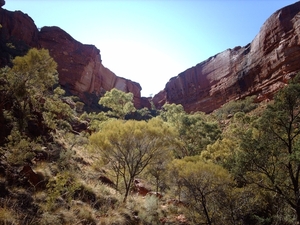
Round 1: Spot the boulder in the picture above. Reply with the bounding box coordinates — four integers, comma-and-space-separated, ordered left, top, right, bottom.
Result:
132, 178, 152, 196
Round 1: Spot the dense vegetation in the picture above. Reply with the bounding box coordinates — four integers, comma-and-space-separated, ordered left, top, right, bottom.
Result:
1, 48, 300, 224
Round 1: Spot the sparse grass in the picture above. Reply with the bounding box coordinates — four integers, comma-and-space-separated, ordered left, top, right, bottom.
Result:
38, 211, 64, 225
97, 207, 130, 225
0, 207, 18, 225
71, 203, 97, 225
0, 127, 189, 225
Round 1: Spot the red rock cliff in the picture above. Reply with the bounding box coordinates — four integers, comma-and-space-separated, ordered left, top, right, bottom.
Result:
0, 6, 142, 109
153, 2, 300, 113
0, 7, 39, 66
38, 26, 141, 108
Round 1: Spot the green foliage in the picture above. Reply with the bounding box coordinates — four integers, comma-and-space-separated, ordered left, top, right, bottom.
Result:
179, 112, 221, 157
46, 171, 81, 211
159, 103, 185, 127
170, 157, 234, 224
4, 128, 41, 165
135, 107, 154, 120
200, 138, 237, 165
75, 101, 85, 113
0, 48, 74, 134
80, 111, 109, 132
42, 87, 73, 130
159, 103, 221, 157
214, 95, 257, 120
0, 48, 76, 144
9, 48, 58, 99
139, 195, 161, 225
144, 149, 173, 193
98, 88, 136, 119
89, 118, 177, 202
230, 74, 300, 224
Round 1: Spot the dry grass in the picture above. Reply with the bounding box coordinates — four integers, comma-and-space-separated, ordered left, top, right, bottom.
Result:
0, 207, 18, 225
0, 129, 189, 225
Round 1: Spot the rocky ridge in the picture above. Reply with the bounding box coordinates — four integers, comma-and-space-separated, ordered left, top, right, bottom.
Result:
153, 1, 300, 113
0, 4, 142, 109
1, 2, 300, 113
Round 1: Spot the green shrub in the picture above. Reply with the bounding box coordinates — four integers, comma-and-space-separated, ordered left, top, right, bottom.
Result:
46, 171, 81, 211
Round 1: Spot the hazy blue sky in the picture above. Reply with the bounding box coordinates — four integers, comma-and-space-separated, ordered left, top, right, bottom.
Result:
4, 0, 298, 96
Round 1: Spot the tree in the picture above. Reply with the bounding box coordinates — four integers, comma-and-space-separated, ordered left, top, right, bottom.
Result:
144, 147, 173, 194
232, 75, 300, 224
159, 103, 221, 158
159, 103, 185, 127
200, 138, 237, 166
0, 48, 74, 164
170, 157, 234, 224
89, 118, 177, 202
0, 48, 59, 132
98, 88, 136, 119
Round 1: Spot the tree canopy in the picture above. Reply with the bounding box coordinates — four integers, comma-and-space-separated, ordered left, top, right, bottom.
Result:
159, 103, 221, 158
89, 118, 177, 202
98, 88, 136, 119
231, 75, 300, 224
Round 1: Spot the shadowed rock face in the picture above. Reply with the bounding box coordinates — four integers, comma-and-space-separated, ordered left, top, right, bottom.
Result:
153, 2, 300, 113
0, 6, 142, 109
0, 7, 39, 66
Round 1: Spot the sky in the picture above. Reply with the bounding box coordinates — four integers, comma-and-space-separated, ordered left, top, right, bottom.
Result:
4, 0, 299, 97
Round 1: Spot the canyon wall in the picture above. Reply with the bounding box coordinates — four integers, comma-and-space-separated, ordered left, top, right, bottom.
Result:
38, 26, 142, 108
153, 1, 300, 113
0, 5, 142, 109
1, 1, 300, 113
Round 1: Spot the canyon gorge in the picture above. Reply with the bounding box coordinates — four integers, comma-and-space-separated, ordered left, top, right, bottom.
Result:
0, 1, 300, 113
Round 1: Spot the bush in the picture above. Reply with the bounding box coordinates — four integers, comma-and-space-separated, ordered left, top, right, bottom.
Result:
214, 96, 257, 120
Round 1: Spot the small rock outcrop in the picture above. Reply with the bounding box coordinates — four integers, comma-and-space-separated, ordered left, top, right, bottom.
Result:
153, 2, 300, 113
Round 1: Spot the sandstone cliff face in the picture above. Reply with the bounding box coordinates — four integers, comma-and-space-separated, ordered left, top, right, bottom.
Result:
38, 26, 141, 108
153, 2, 300, 113
0, 6, 142, 109
0, 7, 39, 66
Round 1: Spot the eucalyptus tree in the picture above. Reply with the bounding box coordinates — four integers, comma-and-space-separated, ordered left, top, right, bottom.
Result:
159, 103, 221, 158
89, 118, 177, 202
98, 88, 136, 119
170, 156, 234, 224
0, 48, 59, 131
233, 75, 300, 224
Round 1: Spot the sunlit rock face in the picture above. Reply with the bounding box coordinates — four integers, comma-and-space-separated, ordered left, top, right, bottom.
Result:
152, 2, 300, 113
38, 26, 142, 108
0, 8, 142, 109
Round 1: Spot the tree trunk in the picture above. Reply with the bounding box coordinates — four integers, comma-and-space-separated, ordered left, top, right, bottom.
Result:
296, 204, 300, 225
201, 195, 212, 225
123, 177, 133, 203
